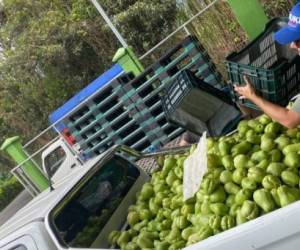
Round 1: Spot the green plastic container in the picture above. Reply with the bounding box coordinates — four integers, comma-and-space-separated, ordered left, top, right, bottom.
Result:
226, 18, 300, 110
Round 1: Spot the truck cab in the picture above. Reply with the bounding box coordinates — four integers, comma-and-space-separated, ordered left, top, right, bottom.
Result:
41, 137, 83, 183
0, 145, 149, 250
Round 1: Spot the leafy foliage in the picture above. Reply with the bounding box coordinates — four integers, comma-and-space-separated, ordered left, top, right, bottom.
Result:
0, 177, 23, 211
0, 0, 178, 171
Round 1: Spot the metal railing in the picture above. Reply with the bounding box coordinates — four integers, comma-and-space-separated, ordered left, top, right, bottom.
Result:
10, 72, 124, 196
139, 0, 219, 60
9, 0, 220, 195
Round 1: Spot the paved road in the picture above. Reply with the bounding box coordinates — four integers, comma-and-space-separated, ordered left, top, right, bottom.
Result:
0, 190, 32, 225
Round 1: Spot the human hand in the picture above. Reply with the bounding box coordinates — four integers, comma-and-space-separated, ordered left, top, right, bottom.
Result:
234, 76, 256, 100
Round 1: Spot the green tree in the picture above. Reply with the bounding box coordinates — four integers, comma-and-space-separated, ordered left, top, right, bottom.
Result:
0, 0, 178, 171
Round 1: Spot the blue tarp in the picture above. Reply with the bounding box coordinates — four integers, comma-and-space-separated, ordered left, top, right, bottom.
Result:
49, 64, 123, 131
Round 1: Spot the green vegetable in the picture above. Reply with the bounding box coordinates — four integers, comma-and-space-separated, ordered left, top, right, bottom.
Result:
149, 198, 160, 213
226, 194, 236, 207
170, 209, 181, 220
277, 185, 300, 207
166, 228, 181, 244
209, 215, 222, 230
251, 150, 269, 163
147, 220, 159, 232
117, 231, 131, 248
229, 203, 240, 217
170, 195, 183, 210
162, 157, 176, 177
181, 204, 194, 216
220, 170, 233, 184
174, 167, 183, 179
254, 123, 265, 133
240, 200, 259, 220
196, 190, 209, 203
247, 167, 265, 183
238, 121, 250, 137
186, 228, 213, 246
253, 189, 276, 212
259, 114, 272, 125
231, 141, 252, 157
236, 210, 248, 225
232, 168, 247, 185
108, 230, 121, 245
247, 119, 260, 129
166, 171, 179, 187
161, 219, 172, 231
264, 122, 281, 135
241, 177, 257, 191
154, 192, 165, 206
133, 220, 148, 231
154, 241, 170, 250
282, 143, 300, 155
136, 235, 154, 249
221, 155, 235, 171
181, 227, 196, 241
174, 216, 189, 229
261, 132, 276, 140
124, 242, 139, 250
162, 197, 171, 209
221, 215, 236, 231
274, 136, 291, 150
187, 214, 211, 227
154, 183, 168, 194
224, 182, 241, 195
235, 189, 252, 205
270, 188, 281, 207
140, 183, 154, 201
286, 128, 298, 138
262, 175, 281, 190
266, 163, 286, 177
246, 129, 260, 144
281, 170, 299, 187
218, 141, 232, 156
156, 155, 165, 168
127, 211, 140, 227
233, 154, 249, 168
169, 240, 186, 250
201, 178, 219, 194
207, 154, 222, 169
159, 230, 170, 240
270, 149, 282, 162
283, 152, 300, 168
256, 159, 270, 170
210, 186, 227, 203
176, 156, 186, 168
139, 231, 158, 240
210, 203, 229, 216
200, 201, 212, 215
260, 138, 275, 152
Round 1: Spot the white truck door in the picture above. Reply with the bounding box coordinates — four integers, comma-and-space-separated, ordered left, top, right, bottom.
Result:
42, 138, 82, 183
2, 235, 37, 250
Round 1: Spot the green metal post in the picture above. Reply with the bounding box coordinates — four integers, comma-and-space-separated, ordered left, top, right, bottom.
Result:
113, 47, 144, 77
1, 136, 49, 191
227, 0, 268, 40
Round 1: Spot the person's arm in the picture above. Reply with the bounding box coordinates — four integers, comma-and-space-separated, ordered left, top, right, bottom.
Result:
234, 76, 300, 128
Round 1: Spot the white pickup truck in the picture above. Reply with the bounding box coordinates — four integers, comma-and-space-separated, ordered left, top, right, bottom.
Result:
3, 144, 300, 250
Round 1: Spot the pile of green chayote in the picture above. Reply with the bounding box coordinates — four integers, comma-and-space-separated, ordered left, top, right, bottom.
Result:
110, 114, 300, 250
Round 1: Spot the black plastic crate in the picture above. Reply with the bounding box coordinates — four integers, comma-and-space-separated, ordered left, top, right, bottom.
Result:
226, 18, 300, 109
161, 70, 241, 137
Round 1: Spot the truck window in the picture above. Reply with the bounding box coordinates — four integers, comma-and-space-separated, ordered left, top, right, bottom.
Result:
51, 155, 140, 248
44, 146, 66, 176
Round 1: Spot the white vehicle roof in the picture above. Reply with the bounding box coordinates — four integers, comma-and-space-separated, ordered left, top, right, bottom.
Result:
0, 151, 106, 241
